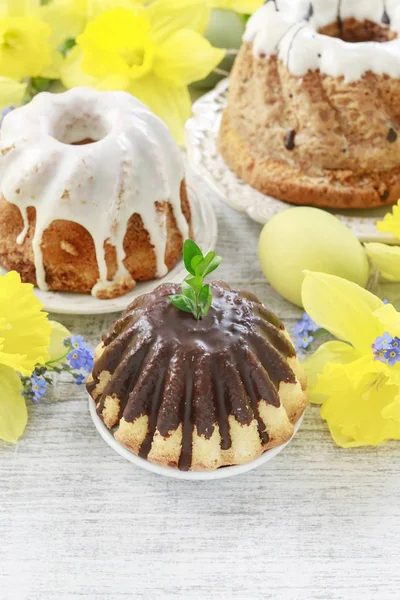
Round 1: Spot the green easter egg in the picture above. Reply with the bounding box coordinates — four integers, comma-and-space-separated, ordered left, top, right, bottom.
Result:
191, 9, 245, 91
258, 207, 370, 307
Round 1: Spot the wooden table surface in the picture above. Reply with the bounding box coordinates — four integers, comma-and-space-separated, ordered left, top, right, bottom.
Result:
1, 171, 400, 600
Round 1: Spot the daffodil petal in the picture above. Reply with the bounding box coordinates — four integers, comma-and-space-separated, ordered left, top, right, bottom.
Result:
377, 201, 400, 240
40, 0, 86, 48
154, 29, 225, 86
130, 76, 191, 144
0, 77, 27, 110
302, 271, 382, 352
382, 392, 400, 421
209, 0, 264, 13
0, 16, 52, 79
302, 340, 358, 403
61, 45, 133, 92
320, 370, 400, 447
87, 0, 146, 20
0, 365, 26, 444
365, 243, 400, 282
48, 321, 70, 365
373, 304, 400, 338
5, 0, 41, 17
0, 271, 51, 376
60, 45, 99, 88
147, 0, 210, 42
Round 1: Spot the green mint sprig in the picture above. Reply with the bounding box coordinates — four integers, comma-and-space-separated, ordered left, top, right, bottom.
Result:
169, 239, 222, 320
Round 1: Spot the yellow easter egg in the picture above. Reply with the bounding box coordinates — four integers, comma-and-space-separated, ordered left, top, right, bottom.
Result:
258, 207, 370, 307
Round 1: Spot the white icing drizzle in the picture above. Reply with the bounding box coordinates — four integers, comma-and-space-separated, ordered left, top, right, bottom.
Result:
0, 87, 188, 296
244, 0, 400, 81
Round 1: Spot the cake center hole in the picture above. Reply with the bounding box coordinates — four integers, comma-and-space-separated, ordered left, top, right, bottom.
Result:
52, 113, 108, 145
319, 18, 397, 43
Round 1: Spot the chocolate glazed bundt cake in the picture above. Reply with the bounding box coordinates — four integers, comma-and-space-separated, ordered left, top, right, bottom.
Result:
219, 0, 400, 209
87, 282, 308, 471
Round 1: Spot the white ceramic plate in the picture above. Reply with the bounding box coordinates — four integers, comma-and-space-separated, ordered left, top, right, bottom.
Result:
0, 187, 217, 315
88, 395, 304, 481
185, 78, 397, 244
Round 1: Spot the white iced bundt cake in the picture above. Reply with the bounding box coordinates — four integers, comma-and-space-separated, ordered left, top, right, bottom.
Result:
219, 0, 400, 209
0, 88, 191, 299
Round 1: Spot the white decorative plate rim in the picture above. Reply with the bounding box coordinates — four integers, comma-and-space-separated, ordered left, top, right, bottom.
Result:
185, 78, 397, 244
88, 395, 304, 481
0, 187, 217, 315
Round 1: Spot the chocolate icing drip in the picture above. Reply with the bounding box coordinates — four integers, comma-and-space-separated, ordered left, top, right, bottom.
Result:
284, 129, 296, 150
97, 339, 151, 417
382, 1, 390, 25
156, 353, 185, 438
222, 359, 254, 426
87, 282, 301, 467
388, 128, 398, 143
211, 357, 232, 451
254, 302, 286, 331
235, 349, 270, 445
382, 10, 390, 25
192, 356, 217, 438
96, 326, 141, 382
138, 357, 169, 459
253, 316, 295, 357
305, 3, 313, 21
178, 360, 194, 471
249, 333, 296, 389
123, 343, 168, 424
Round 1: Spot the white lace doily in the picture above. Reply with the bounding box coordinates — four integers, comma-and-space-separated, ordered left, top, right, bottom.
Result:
185, 78, 395, 243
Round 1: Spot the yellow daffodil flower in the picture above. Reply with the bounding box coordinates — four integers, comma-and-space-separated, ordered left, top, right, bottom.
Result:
61, 0, 224, 143
0, 0, 85, 82
0, 272, 74, 444
0, 271, 51, 443
365, 201, 400, 283
0, 272, 51, 375
302, 272, 400, 447
0, 16, 52, 79
208, 0, 264, 13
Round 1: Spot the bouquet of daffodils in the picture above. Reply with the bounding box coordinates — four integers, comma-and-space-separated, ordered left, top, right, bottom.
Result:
0, 0, 263, 143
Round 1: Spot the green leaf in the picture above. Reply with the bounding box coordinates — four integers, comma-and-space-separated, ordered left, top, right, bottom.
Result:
191, 255, 203, 273
202, 255, 222, 278
171, 240, 222, 319
194, 251, 215, 277
169, 295, 196, 314
184, 275, 203, 293
183, 239, 203, 276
